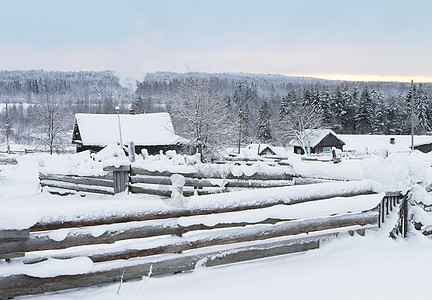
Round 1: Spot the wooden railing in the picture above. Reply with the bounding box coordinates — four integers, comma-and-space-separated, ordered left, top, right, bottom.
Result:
129, 165, 294, 197
0, 186, 382, 298
39, 164, 296, 197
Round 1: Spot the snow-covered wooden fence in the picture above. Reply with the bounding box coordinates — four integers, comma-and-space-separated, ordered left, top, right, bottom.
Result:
129, 165, 294, 197
389, 193, 409, 237
39, 164, 295, 197
0, 183, 397, 298
0, 229, 29, 260
39, 173, 115, 195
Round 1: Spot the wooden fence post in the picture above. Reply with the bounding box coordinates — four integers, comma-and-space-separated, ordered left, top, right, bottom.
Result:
104, 165, 130, 194
0, 229, 30, 260
128, 142, 136, 163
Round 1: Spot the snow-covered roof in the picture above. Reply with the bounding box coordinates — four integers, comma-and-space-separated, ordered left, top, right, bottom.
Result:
225, 144, 290, 158
290, 129, 345, 147
340, 134, 432, 152
74, 113, 186, 146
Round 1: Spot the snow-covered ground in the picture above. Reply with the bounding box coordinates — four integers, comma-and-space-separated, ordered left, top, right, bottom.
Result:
18, 228, 432, 300
2, 145, 432, 299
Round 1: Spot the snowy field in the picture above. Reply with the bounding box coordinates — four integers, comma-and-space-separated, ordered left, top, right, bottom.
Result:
2, 146, 432, 299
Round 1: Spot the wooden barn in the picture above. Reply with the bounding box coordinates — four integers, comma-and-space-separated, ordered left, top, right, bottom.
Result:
414, 140, 432, 153
290, 129, 345, 155
72, 112, 187, 155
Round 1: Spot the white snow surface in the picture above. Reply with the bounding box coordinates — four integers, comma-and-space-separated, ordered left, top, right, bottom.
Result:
2, 145, 432, 299
340, 134, 432, 153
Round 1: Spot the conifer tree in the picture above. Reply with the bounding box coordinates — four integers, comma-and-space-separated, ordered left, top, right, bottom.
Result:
355, 87, 374, 134
256, 100, 272, 143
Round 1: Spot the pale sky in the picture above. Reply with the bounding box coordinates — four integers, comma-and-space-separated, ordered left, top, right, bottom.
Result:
1, 0, 432, 82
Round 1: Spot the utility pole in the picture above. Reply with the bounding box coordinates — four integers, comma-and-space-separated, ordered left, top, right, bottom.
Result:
411, 80, 414, 150
115, 106, 123, 149
5, 102, 10, 154
238, 109, 242, 154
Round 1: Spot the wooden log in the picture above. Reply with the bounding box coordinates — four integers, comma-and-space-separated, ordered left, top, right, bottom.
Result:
130, 165, 293, 181
0, 229, 29, 242
7, 215, 298, 256
128, 184, 173, 197
39, 173, 113, 188
129, 184, 224, 197
86, 211, 378, 263
31, 189, 378, 232
0, 231, 352, 298
40, 180, 114, 195
0, 252, 25, 260
113, 170, 129, 194
23, 211, 377, 264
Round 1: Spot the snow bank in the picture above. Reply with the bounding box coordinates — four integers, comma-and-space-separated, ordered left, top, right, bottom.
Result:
37, 151, 105, 176
134, 152, 293, 179
290, 151, 432, 192
37, 144, 131, 176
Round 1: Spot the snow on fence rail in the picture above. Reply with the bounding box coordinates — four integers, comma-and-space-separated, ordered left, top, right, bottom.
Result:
0, 183, 402, 298
39, 163, 296, 197
129, 165, 294, 197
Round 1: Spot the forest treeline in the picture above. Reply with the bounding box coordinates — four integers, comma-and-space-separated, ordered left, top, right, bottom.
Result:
0, 70, 430, 152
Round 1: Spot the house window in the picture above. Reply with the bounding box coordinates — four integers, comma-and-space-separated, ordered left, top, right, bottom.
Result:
323, 147, 332, 153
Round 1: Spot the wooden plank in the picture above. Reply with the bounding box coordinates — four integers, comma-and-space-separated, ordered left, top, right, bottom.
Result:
40, 180, 115, 195
5, 215, 298, 255
0, 229, 29, 242
0, 252, 25, 259
86, 211, 378, 263
0, 231, 355, 298
23, 211, 377, 264
129, 184, 224, 197
39, 173, 113, 188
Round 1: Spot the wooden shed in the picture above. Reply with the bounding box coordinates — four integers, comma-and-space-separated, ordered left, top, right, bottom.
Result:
72, 112, 187, 155
290, 129, 345, 155
414, 140, 432, 153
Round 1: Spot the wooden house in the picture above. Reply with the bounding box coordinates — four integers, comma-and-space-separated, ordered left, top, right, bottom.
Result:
414, 140, 432, 153
290, 129, 345, 155
225, 144, 289, 159
72, 112, 187, 155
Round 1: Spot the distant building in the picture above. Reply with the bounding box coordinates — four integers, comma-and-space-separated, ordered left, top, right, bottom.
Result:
225, 144, 289, 159
290, 129, 345, 154
414, 140, 432, 153
72, 112, 187, 154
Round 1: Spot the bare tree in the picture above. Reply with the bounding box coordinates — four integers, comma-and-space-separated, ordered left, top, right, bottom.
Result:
170, 75, 236, 161
31, 91, 71, 154
279, 103, 323, 154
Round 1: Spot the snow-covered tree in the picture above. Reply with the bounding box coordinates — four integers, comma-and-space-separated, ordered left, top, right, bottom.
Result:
385, 95, 407, 134
256, 100, 273, 143
170, 75, 236, 161
355, 87, 374, 134
30, 91, 71, 154
279, 100, 323, 153
131, 97, 148, 114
